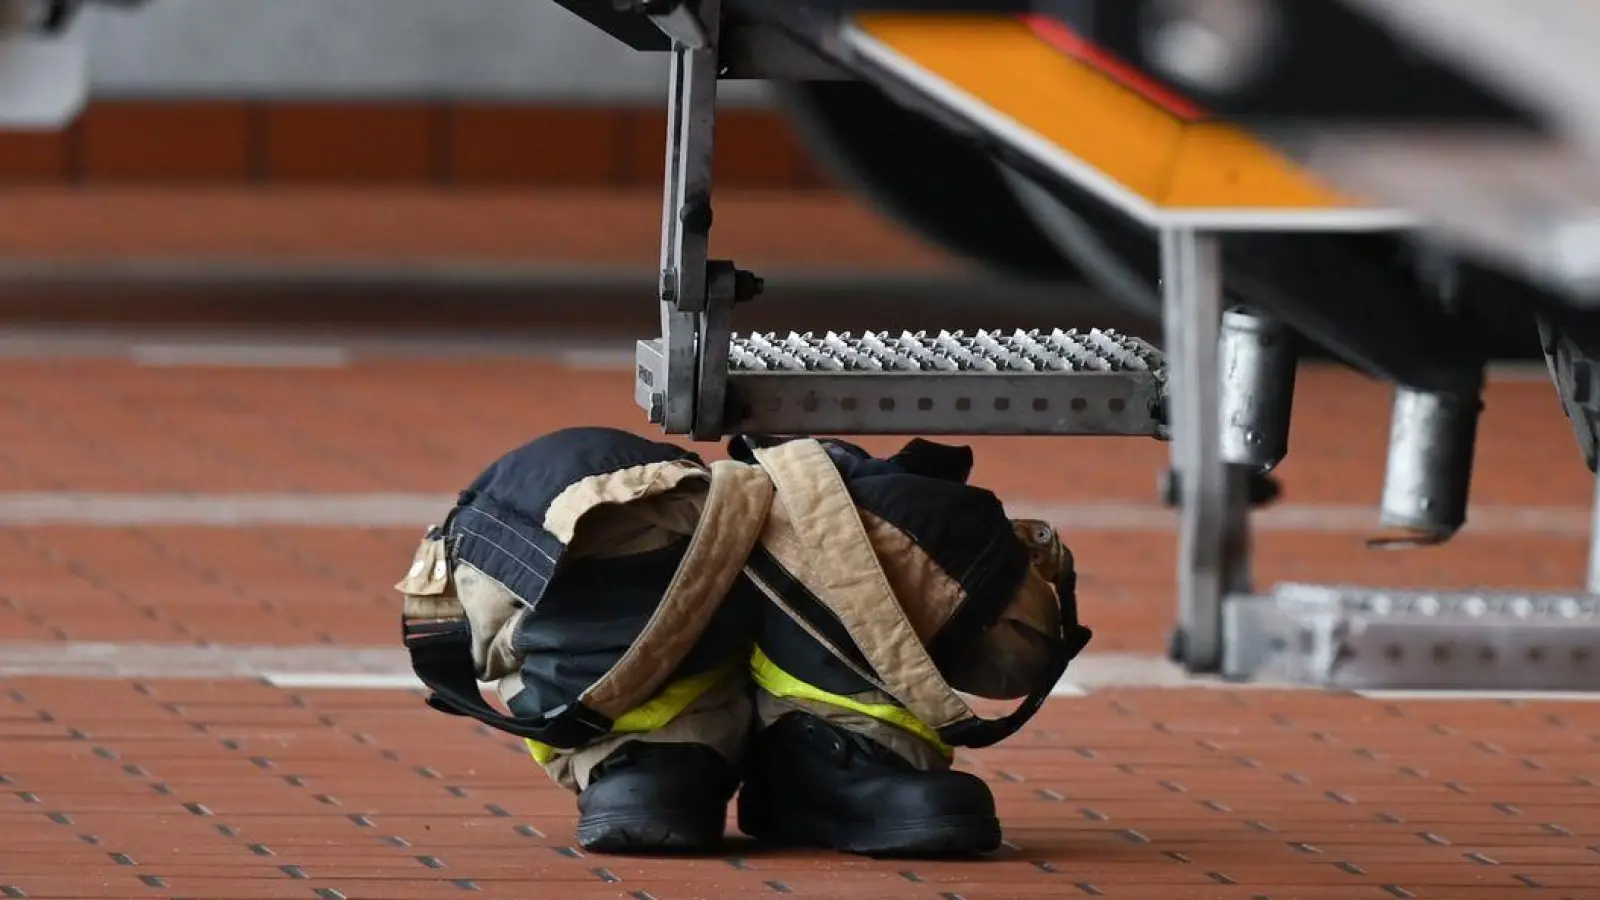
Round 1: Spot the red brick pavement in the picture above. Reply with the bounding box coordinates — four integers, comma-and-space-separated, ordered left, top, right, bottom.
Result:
0, 353, 1598, 898
2, 680, 1597, 899
0, 358, 1583, 503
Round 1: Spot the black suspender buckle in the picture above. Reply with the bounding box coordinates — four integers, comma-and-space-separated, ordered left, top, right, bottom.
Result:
529, 702, 615, 750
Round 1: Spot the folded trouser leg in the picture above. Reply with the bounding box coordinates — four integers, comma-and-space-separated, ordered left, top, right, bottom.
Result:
529, 663, 753, 793
749, 651, 949, 773
400, 432, 783, 859
453, 555, 759, 856
525, 661, 750, 852
721, 439, 1090, 859
735, 608, 1002, 859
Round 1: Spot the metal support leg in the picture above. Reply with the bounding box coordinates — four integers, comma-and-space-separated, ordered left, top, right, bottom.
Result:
1162, 228, 1250, 674
1218, 308, 1297, 472
655, 0, 724, 437
1375, 384, 1483, 546
1587, 469, 1600, 594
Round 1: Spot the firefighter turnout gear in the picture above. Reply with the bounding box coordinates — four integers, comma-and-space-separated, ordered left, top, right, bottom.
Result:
398, 427, 1091, 858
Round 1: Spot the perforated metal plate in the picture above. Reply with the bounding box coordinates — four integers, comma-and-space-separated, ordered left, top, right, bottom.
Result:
637, 328, 1168, 437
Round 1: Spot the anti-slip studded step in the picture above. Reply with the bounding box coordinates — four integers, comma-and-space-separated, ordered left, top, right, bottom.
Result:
636, 328, 1168, 437
728, 329, 1162, 374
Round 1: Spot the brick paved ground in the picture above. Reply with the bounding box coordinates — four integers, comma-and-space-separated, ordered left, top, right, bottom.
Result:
0, 341, 1597, 899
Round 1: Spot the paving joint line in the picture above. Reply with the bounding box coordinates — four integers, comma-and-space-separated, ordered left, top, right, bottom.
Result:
0, 491, 1588, 535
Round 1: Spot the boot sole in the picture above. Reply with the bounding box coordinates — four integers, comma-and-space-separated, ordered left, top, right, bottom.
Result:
577, 811, 725, 855
741, 806, 1003, 859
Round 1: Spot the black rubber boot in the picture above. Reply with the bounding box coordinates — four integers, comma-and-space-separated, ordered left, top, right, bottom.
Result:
576, 742, 739, 854
737, 711, 1002, 858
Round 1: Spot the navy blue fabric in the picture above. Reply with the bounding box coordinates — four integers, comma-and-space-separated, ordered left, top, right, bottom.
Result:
727, 435, 972, 483
507, 539, 764, 721
845, 475, 1030, 660
445, 427, 702, 611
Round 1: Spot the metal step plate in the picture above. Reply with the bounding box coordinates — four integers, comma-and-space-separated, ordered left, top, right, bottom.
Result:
1224, 584, 1600, 691
637, 328, 1167, 436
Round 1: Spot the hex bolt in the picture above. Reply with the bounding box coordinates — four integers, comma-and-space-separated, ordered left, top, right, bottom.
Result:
679, 197, 713, 235
733, 268, 765, 303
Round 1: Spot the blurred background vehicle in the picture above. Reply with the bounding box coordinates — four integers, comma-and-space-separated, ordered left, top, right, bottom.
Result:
1, 0, 1563, 364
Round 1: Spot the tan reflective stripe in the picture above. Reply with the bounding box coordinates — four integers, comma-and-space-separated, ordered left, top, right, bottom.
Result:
543, 459, 708, 544
750, 440, 973, 731
398, 531, 465, 622
859, 509, 964, 642
578, 460, 776, 720
452, 562, 529, 682
744, 570, 890, 694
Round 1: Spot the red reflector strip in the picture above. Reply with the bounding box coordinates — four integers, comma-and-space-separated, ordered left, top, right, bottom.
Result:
1019, 13, 1208, 122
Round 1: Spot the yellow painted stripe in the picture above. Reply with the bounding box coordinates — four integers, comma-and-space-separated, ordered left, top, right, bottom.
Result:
853, 14, 1355, 211
1165, 123, 1348, 209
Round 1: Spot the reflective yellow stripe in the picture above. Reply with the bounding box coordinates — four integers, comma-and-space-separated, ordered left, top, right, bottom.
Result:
523, 658, 741, 765
749, 646, 954, 760
525, 738, 557, 765
852, 13, 1354, 211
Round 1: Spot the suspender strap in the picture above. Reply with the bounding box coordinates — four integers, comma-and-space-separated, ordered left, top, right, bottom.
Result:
748, 439, 1085, 749
574, 460, 773, 719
